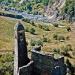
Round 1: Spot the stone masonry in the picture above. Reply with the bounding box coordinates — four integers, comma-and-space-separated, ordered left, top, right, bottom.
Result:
31, 49, 66, 75
14, 22, 67, 75
14, 22, 33, 75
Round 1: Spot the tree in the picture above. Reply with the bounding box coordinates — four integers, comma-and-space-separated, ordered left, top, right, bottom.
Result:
63, 0, 74, 21
26, 2, 32, 11
42, 0, 49, 5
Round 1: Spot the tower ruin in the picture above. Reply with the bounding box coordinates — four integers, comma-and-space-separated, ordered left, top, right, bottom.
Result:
14, 22, 66, 75
14, 22, 33, 75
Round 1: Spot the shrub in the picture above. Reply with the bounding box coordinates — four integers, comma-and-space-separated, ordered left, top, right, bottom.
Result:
25, 27, 29, 32
66, 36, 70, 40
30, 39, 43, 46
22, 18, 30, 23
43, 25, 50, 31
53, 23, 58, 27
53, 34, 65, 41
43, 37, 47, 42
66, 26, 71, 32
30, 28, 35, 34
38, 24, 43, 29
0, 53, 13, 62
30, 21, 35, 26
5, 71, 10, 75
53, 48, 60, 53
47, 39, 51, 43
53, 34, 58, 40
62, 44, 72, 54
58, 35, 65, 41
66, 44, 72, 51
36, 40, 43, 46
30, 40, 36, 46
0, 53, 13, 75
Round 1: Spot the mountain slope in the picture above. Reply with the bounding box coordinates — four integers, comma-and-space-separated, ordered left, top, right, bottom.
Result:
45, 0, 66, 21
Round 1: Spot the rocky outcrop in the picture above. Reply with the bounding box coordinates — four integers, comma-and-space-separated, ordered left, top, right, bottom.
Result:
45, 0, 66, 22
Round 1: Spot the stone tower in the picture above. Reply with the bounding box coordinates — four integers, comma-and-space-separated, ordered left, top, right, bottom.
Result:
14, 22, 30, 75
14, 21, 66, 75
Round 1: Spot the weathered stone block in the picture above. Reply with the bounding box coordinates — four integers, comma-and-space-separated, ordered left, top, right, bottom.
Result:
31, 49, 66, 75
19, 61, 34, 75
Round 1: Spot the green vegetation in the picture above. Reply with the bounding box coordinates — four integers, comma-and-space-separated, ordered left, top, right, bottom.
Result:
0, 11, 23, 19
25, 27, 29, 32
0, 0, 12, 3
30, 39, 36, 46
53, 23, 59, 27
53, 34, 58, 40
53, 48, 60, 53
62, 0, 75, 21
42, 25, 50, 31
66, 26, 71, 32
0, 0, 55, 15
0, 17, 75, 67
0, 53, 13, 75
62, 44, 73, 52
53, 34, 65, 41
43, 37, 48, 42
30, 28, 35, 34
0, 16, 75, 51
22, 18, 30, 23
0, 0, 74, 21
0, 0, 75, 74
58, 35, 65, 41
30, 39, 43, 46
36, 39, 43, 46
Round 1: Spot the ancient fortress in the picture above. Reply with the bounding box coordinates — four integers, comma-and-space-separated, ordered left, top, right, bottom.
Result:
14, 22, 66, 75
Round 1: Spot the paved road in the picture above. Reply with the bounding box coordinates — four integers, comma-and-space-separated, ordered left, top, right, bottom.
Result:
0, 0, 66, 23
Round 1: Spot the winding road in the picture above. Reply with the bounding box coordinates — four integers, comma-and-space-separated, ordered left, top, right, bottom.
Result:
0, 0, 66, 23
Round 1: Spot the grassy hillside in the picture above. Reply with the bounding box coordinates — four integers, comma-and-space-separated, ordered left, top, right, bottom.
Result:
0, 16, 75, 68
62, 0, 74, 21
0, 16, 75, 52
0, 16, 16, 50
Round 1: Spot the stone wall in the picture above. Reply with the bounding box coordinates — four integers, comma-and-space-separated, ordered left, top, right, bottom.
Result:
31, 50, 66, 75
14, 22, 67, 75
19, 61, 34, 75
14, 22, 32, 75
